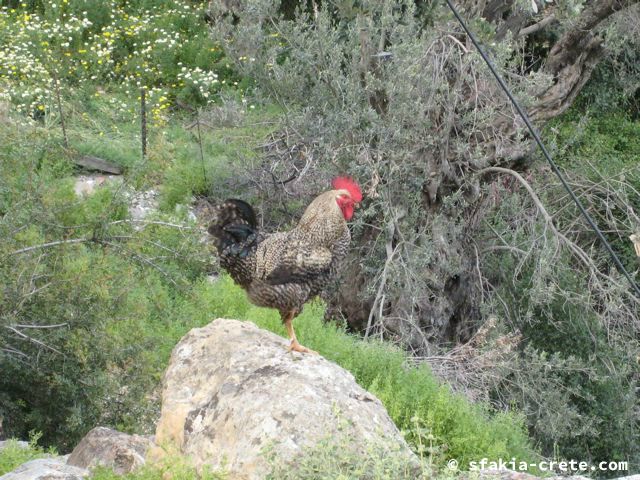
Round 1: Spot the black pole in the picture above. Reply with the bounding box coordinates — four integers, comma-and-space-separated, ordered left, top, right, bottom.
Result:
140, 88, 147, 159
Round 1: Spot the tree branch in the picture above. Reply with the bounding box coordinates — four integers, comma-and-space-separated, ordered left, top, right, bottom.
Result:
518, 14, 556, 37
3, 326, 63, 355
545, 0, 639, 73
8, 238, 92, 256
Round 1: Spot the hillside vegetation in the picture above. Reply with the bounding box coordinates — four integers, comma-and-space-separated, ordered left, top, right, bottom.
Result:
1, 0, 639, 477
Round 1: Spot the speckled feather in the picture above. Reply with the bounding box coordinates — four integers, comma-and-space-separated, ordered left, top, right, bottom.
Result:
208, 190, 351, 320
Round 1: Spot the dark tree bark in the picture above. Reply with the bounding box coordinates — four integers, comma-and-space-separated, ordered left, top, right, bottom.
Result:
531, 0, 640, 120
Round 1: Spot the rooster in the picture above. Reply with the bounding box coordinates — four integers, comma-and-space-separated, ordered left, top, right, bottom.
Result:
208, 177, 362, 354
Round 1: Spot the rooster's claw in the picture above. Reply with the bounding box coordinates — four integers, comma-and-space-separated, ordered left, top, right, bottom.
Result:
288, 340, 318, 355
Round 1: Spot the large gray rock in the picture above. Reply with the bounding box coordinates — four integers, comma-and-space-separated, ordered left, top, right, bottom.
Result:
150, 318, 417, 479
67, 427, 152, 474
0, 458, 87, 480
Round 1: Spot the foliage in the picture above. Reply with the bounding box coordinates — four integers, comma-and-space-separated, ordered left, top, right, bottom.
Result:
0, 102, 211, 449
479, 162, 640, 470
157, 104, 280, 210
576, 4, 640, 115
0, 433, 54, 475
547, 109, 640, 264
265, 429, 437, 480
0, 0, 242, 117
90, 456, 227, 480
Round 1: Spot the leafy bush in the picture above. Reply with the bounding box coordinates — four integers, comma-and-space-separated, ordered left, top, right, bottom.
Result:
265, 429, 434, 480
575, 5, 640, 115
480, 168, 640, 471
0, 110, 211, 449
546, 110, 640, 266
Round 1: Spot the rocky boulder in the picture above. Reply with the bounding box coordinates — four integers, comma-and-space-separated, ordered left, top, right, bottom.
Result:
150, 318, 417, 479
0, 458, 88, 480
67, 427, 153, 474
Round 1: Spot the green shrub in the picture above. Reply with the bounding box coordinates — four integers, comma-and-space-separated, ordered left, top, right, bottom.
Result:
0, 0, 243, 116
0, 112, 210, 449
265, 429, 433, 480
546, 111, 640, 267
481, 174, 640, 471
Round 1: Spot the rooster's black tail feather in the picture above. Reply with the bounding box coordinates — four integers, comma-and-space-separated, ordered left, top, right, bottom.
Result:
208, 199, 258, 256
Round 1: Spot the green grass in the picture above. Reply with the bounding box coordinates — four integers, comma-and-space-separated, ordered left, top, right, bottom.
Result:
90, 458, 227, 480
548, 111, 640, 177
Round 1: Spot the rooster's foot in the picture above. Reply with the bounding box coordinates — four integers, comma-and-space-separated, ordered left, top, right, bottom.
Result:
288, 340, 318, 355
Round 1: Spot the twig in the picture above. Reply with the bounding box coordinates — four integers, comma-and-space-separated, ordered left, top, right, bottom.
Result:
100, 240, 179, 287
12, 323, 68, 329
480, 167, 640, 306
107, 219, 197, 230
4, 326, 63, 355
479, 167, 559, 235
518, 14, 556, 37
365, 215, 402, 339
1, 346, 29, 358
446, 34, 469, 53
8, 238, 92, 256
480, 245, 528, 256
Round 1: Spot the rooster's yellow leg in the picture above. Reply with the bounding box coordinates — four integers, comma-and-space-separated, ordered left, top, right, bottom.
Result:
283, 311, 318, 355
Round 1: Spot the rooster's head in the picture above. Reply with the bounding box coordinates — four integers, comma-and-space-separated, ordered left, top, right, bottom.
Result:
332, 176, 362, 221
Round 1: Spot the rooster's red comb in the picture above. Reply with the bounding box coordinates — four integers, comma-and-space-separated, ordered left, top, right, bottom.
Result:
332, 176, 362, 203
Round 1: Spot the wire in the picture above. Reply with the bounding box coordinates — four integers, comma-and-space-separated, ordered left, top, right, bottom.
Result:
444, 0, 640, 298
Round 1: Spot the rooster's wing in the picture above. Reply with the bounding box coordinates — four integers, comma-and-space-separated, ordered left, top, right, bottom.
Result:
264, 240, 335, 285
